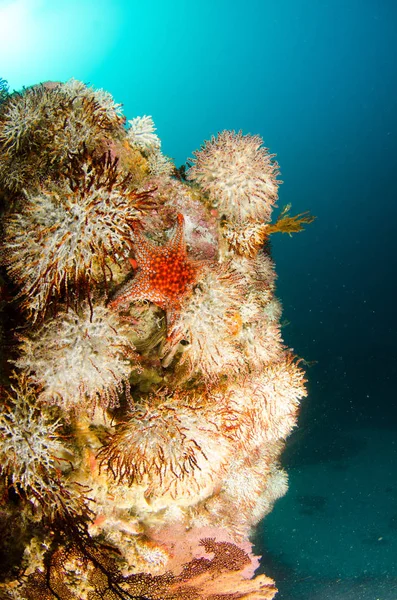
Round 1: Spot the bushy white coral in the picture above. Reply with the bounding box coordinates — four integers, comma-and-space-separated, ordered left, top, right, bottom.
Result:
0, 79, 125, 179
98, 390, 230, 499
0, 375, 64, 496
250, 466, 289, 525
262, 298, 283, 323
3, 165, 151, 317
0, 89, 43, 153
254, 356, 307, 441
15, 304, 139, 414
62, 78, 124, 122
241, 322, 284, 368
188, 130, 280, 222
230, 255, 283, 369
147, 148, 174, 177
163, 263, 246, 381
221, 220, 269, 258
127, 116, 174, 177
127, 115, 161, 151
213, 357, 306, 445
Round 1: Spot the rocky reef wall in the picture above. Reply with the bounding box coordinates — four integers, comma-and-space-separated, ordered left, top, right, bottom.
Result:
0, 78, 311, 599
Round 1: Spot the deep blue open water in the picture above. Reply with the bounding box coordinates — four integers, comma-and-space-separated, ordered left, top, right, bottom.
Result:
2, 1, 397, 597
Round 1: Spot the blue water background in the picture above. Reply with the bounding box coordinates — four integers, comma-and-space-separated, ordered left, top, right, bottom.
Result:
2, 1, 397, 597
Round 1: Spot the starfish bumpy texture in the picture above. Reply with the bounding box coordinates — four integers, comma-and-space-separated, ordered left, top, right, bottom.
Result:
109, 213, 200, 327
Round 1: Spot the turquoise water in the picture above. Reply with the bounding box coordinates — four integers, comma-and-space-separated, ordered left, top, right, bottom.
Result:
2, 1, 397, 597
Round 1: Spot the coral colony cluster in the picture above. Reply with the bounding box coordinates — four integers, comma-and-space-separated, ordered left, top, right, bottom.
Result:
0, 78, 314, 599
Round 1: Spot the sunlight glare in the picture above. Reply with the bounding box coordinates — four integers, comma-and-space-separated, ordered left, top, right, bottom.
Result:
0, 0, 120, 90
0, 0, 32, 55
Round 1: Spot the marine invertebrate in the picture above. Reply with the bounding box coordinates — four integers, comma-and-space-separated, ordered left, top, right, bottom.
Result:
225, 254, 284, 369
0, 77, 314, 598
147, 147, 175, 177
0, 79, 125, 192
266, 203, 316, 235
189, 357, 306, 536
163, 261, 246, 381
241, 321, 285, 368
127, 115, 161, 151
254, 354, 307, 440
110, 213, 201, 329
98, 389, 230, 498
200, 461, 289, 538
17, 533, 277, 599
0, 77, 8, 106
2, 150, 154, 318
222, 219, 269, 257
188, 130, 281, 222
0, 374, 65, 498
127, 115, 174, 177
15, 303, 140, 415
0, 373, 90, 524
214, 354, 307, 447
139, 174, 220, 261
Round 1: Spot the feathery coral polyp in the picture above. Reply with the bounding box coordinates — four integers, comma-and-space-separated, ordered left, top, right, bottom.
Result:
15, 304, 140, 415
3, 151, 154, 318
163, 261, 246, 380
0, 374, 65, 497
188, 130, 281, 222
127, 115, 161, 151
97, 390, 229, 498
0, 79, 125, 193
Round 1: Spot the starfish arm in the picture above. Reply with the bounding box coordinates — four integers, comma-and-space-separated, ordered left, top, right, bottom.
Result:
168, 213, 186, 254
109, 271, 154, 309
131, 221, 160, 263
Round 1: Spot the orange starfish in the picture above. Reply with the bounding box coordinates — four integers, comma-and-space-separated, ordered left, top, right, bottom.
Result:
109, 213, 199, 327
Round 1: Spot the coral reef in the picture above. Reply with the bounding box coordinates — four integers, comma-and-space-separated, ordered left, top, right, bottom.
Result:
14, 303, 140, 415
0, 78, 313, 598
2, 148, 154, 319
187, 130, 279, 223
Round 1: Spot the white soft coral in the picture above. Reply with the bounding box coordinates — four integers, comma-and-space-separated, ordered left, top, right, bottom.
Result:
188, 130, 281, 222
127, 115, 161, 151
15, 303, 140, 415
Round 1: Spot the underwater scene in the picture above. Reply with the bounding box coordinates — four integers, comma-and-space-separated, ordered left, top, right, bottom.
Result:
0, 1, 396, 599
